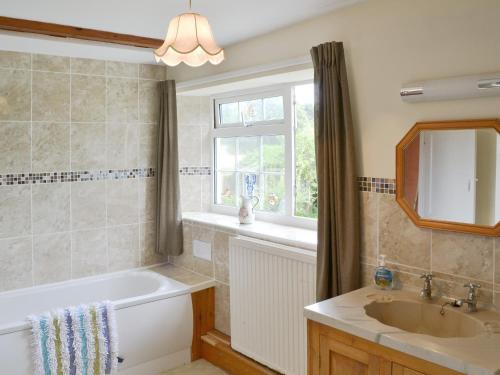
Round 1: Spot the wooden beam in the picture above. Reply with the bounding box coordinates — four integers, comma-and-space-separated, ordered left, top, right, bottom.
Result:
0, 16, 163, 49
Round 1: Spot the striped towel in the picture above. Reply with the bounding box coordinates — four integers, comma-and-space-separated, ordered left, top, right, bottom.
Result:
28, 301, 119, 375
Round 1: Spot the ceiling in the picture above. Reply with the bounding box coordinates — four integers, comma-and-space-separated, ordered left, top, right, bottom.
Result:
0, 0, 362, 63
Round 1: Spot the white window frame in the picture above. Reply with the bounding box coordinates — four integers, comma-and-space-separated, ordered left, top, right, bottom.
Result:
210, 82, 317, 230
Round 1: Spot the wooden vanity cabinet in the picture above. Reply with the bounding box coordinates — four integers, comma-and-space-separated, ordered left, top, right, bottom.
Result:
307, 320, 463, 375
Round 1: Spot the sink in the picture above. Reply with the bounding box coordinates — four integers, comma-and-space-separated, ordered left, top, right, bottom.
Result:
364, 299, 486, 338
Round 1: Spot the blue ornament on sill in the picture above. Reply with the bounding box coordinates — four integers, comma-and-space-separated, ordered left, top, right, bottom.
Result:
239, 174, 259, 224
244, 173, 257, 198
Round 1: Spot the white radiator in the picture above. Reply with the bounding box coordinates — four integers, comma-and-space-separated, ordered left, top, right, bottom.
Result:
229, 236, 316, 375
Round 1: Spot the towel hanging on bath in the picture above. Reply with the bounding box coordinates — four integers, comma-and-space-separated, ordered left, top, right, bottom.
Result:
28, 301, 119, 375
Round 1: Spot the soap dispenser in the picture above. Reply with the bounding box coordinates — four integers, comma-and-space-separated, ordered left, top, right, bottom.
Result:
374, 254, 393, 290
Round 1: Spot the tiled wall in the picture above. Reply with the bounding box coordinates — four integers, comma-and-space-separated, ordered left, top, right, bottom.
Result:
170, 221, 231, 335
176, 96, 213, 212
360, 191, 500, 310
0, 50, 167, 292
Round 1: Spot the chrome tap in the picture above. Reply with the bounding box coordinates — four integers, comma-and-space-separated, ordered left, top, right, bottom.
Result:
460, 282, 481, 313
420, 273, 433, 300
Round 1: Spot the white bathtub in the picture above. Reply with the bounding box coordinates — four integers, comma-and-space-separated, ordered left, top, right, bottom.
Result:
0, 267, 201, 375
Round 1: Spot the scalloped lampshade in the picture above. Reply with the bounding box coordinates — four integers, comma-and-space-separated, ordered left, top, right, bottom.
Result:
154, 12, 224, 67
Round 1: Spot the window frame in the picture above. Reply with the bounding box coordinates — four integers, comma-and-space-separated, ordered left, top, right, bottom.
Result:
210, 82, 317, 229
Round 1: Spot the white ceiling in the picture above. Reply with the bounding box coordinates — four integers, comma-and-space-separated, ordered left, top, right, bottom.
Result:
0, 0, 362, 63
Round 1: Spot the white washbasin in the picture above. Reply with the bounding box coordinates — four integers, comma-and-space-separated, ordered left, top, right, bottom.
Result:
364, 299, 486, 338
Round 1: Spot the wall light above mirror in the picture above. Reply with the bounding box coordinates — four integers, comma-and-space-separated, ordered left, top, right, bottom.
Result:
396, 119, 500, 236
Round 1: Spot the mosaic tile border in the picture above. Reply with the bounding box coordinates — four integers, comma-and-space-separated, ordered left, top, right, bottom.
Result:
358, 177, 396, 195
0, 168, 155, 186
179, 166, 212, 176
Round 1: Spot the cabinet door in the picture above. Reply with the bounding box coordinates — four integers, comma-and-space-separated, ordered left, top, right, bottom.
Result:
393, 363, 426, 375
319, 335, 382, 375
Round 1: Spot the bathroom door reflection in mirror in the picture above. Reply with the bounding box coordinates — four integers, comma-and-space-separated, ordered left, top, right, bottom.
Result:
397, 120, 500, 236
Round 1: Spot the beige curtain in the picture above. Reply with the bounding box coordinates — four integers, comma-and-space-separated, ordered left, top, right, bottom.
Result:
311, 42, 360, 301
156, 80, 183, 256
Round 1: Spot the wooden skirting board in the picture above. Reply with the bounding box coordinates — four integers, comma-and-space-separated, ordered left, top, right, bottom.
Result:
201, 330, 281, 375
191, 287, 279, 374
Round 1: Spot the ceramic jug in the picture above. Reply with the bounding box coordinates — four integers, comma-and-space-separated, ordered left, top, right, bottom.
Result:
238, 196, 259, 224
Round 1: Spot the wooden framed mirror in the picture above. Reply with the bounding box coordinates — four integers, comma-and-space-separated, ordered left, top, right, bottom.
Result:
396, 119, 500, 236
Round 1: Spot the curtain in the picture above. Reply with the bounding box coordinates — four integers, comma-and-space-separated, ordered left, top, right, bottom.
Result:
156, 80, 183, 256
311, 42, 360, 301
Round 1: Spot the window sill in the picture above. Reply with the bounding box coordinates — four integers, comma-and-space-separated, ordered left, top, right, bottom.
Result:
182, 212, 317, 252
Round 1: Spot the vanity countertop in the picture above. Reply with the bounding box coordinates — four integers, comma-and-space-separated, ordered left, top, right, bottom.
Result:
304, 287, 500, 375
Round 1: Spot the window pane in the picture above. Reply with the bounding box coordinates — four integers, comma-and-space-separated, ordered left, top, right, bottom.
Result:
263, 174, 285, 214
240, 99, 263, 124
216, 172, 237, 206
294, 84, 317, 218
219, 102, 239, 124
238, 137, 260, 172
263, 135, 285, 172
216, 138, 236, 170
263, 96, 284, 121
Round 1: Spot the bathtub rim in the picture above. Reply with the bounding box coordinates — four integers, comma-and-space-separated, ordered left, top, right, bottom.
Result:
0, 263, 216, 336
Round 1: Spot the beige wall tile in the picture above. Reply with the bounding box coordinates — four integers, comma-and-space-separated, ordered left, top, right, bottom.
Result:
106, 77, 138, 123
178, 126, 202, 166
177, 96, 201, 126
180, 175, 202, 212
0, 69, 31, 121
201, 175, 212, 212
171, 224, 194, 269
33, 54, 70, 73
361, 263, 375, 287
0, 51, 30, 69
432, 273, 493, 307
108, 224, 140, 272
139, 64, 166, 80
106, 61, 138, 78
106, 122, 139, 169
194, 257, 214, 277
71, 123, 106, 170
71, 57, 105, 75
139, 79, 159, 122
32, 183, 70, 234
379, 194, 431, 269
201, 124, 212, 166
71, 75, 106, 122
213, 231, 229, 283
0, 236, 32, 291
106, 179, 139, 225
139, 177, 157, 222
139, 123, 158, 167
140, 221, 166, 266
72, 229, 107, 278
32, 122, 70, 172
432, 231, 494, 282
33, 232, 71, 285
0, 122, 31, 173
32, 71, 70, 121
199, 97, 212, 128
360, 192, 378, 263
0, 185, 31, 239
71, 181, 106, 230
215, 282, 231, 336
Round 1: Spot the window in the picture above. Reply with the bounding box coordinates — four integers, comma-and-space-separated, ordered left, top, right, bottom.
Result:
212, 83, 317, 227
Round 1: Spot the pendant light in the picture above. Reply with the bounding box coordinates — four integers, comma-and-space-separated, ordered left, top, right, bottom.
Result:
154, 0, 224, 67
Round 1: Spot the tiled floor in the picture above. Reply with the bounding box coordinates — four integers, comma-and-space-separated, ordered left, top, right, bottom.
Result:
161, 359, 228, 375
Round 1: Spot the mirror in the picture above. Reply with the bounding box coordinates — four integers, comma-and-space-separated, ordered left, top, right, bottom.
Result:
396, 120, 500, 236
